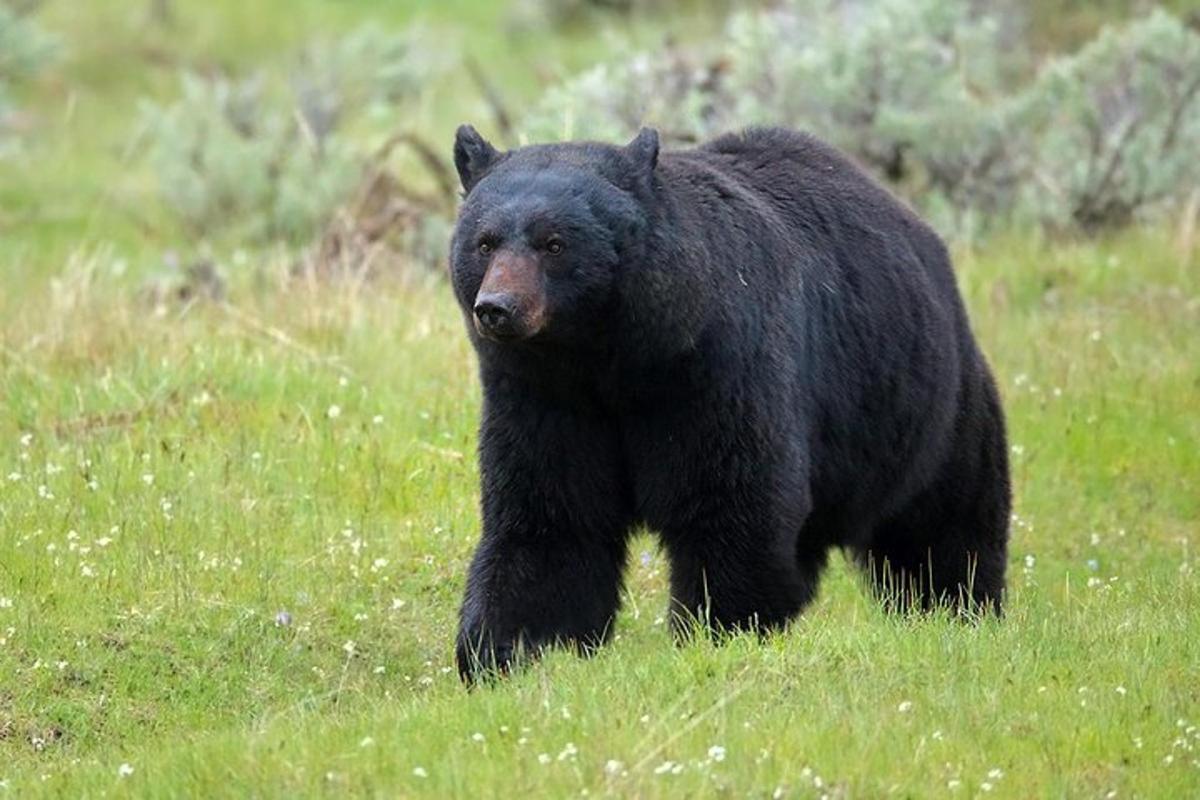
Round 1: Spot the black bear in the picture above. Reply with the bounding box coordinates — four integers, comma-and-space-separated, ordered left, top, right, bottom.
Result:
449, 124, 1010, 681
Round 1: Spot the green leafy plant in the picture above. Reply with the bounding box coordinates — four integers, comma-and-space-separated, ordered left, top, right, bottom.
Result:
0, 3, 58, 145
522, 0, 1200, 237
138, 24, 452, 253
1022, 9, 1200, 230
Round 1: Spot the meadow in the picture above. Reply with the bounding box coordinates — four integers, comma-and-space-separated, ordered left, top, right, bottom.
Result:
1, 2, 1198, 797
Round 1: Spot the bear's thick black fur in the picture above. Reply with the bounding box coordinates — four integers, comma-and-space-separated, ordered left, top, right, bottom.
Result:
449, 125, 1010, 680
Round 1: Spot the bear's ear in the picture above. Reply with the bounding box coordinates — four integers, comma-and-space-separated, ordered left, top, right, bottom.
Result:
624, 127, 659, 174
454, 124, 500, 194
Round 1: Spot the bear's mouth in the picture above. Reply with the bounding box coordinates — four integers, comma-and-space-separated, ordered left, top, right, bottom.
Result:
475, 321, 526, 342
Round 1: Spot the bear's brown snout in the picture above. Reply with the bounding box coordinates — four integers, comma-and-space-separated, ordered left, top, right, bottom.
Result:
473, 251, 547, 342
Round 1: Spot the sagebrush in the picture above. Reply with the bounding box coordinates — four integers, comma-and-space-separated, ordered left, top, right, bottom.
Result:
523, 1, 1200, 237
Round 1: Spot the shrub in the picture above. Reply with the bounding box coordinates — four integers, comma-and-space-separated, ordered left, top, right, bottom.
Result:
1022, 10, 1200, 231
0, 3, 58, 145
521, 0, 1200, 237
138, 24, 452, 252
139, 73, 361, 243
507, 0, 696, 32
522, 0, 1030, 235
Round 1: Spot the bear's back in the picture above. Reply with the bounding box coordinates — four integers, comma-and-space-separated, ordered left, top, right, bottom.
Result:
695, 127, 930, 240
682, 126, 959, 306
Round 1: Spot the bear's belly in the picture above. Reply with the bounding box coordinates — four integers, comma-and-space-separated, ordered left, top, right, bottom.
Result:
619, 403, 811, 537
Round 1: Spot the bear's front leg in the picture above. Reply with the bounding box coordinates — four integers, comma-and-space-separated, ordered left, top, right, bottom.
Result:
456, 379, 633, 682
663, 491, 825, 638
456, 531, 628, 681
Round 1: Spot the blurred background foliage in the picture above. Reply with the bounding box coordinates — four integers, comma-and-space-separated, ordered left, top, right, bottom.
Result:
1, 0, 1198, 292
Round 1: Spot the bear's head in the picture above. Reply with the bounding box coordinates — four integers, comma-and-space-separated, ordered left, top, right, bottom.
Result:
448, 125, 659, 347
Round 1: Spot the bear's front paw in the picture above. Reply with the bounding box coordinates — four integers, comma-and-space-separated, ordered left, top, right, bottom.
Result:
455, 627, 520, 684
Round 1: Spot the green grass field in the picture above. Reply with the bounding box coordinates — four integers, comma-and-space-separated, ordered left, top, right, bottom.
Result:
2, 2, 1199, 797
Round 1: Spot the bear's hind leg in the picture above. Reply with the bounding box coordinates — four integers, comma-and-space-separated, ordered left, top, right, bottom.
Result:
855, 380, 1011, 615
664, 512, 826, 637
854, 499, 1007, 616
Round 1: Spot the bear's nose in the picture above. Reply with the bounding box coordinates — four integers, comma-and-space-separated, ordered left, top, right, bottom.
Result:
473, 293, 518, 338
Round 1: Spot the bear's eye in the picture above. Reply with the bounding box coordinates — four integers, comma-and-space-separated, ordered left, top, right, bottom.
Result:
478, 241, 493, 255
545, 237, 564, 256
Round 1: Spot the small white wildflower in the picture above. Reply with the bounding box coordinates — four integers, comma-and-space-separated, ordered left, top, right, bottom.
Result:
359, 737, 374, 748
472, 732, 485, 743
19, 433, 32, 447
342, 640, 356, 656
604, 759, 624, 775
374, 665, 386, 674
118, 763, 134, 778
558, 742, 578, 761
653, 761, 676, 775
1116, 686, 1127, 696
412, 766, 428, 778
948, 779, 961, 789
392, 598, 406, 610
987, 768, 1004, 779
95, 537, 112, 548
1090, 330, 1102, 342
372, 415, 384, 425
708, 745, 726, 762
538, 753, 551, 765
981, 781, 994, 792
0, 598, 11, 609
141, 474, 154, 486
897, 700, 913, 713
327, 404, 342, 420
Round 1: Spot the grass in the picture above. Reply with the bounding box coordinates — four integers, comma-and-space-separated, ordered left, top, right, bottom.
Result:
2, 1, 1199, 797
2, 227, 1197, 797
